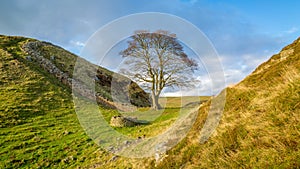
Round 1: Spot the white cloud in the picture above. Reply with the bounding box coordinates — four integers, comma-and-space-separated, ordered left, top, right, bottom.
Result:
285, 27, 298, 34
242, 53, 270, 71
0, 0, 292, 97
71, 40, 85, 47
162, 74, 215, 96
224, 68, 245, 85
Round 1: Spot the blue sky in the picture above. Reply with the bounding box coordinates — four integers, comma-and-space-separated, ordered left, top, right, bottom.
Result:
1, 0, 299, 95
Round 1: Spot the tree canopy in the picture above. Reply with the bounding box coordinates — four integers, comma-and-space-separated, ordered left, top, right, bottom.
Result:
120, 30, 198, 109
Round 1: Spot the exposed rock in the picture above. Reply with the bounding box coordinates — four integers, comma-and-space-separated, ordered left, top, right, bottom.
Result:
123, 140, 131, 146
155, 142, 168, 164
62, 156, 74, 163
50, 55, 55, 60
280, 48, 294, 60
109, 155, 118, 162
63, 130, 71, 135
25, 55, 32, 61
110, 115, 140, 127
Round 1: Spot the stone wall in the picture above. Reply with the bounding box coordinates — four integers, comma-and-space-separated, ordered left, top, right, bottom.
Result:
22, 41, 137, 111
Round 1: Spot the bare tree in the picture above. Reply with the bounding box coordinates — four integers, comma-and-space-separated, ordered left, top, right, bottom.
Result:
120, 30, 198, 110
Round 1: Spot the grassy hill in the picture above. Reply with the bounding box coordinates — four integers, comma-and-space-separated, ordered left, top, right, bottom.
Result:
0, 35, 118, 168
0, 35, 145, 168
0, 34, 299, 168
5, 35, 150, 109
154, 37, 300, 168
0, 35, 204, 168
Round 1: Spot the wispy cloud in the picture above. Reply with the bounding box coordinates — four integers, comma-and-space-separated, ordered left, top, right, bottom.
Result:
0, 0, 298, 95
285, 27, 298, 34
70, 40, 85, 47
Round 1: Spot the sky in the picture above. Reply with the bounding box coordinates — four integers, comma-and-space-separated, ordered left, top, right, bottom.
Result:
1, 0, 299, 96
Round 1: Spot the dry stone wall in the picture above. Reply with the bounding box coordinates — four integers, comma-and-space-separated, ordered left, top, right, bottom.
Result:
22, 41, 137, 111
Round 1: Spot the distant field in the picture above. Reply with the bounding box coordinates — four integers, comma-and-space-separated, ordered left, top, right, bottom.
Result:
160, 96, 211, 108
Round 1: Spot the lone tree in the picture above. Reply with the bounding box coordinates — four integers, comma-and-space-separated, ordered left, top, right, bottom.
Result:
120, 30, 198, 110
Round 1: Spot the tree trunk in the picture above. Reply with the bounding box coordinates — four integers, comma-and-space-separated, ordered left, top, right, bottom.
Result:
151, 93, 161, 110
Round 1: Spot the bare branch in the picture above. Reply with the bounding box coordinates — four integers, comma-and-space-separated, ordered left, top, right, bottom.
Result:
119, 30, 199, 109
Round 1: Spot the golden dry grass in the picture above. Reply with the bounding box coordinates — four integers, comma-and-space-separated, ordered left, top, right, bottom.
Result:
152, 37, 300, 168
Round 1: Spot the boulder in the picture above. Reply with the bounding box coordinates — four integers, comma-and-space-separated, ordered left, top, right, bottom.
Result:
110, 115, 138, 127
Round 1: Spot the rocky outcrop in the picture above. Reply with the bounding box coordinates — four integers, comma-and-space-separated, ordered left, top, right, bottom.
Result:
110, 115, 137, 127
110, 115, 146, 127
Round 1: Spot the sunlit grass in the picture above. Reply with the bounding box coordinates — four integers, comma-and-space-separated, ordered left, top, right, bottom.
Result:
1, 35, 299, 168
0, 35, 206, 168
154, 38, 300, 168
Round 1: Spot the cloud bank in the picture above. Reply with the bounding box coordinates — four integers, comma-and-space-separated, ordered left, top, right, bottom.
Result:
0, 0, 299, 95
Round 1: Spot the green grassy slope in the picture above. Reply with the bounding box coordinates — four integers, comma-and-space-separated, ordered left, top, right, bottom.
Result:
154, 38, 300, 168
1, 34, 299, 168
21, 37, 150, 107
0, 36, 71, 127
0, 35, 201, 168
0, 35, 115, 168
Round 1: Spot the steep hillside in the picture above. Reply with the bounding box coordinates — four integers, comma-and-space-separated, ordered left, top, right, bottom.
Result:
0, 36, 73, 128
0, 35, 150, 111
153, 38, 300, 168
0, 35, 112, 168
0, 35, 149, 168
1, 34, 299, 168
23, 41, 150, 109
